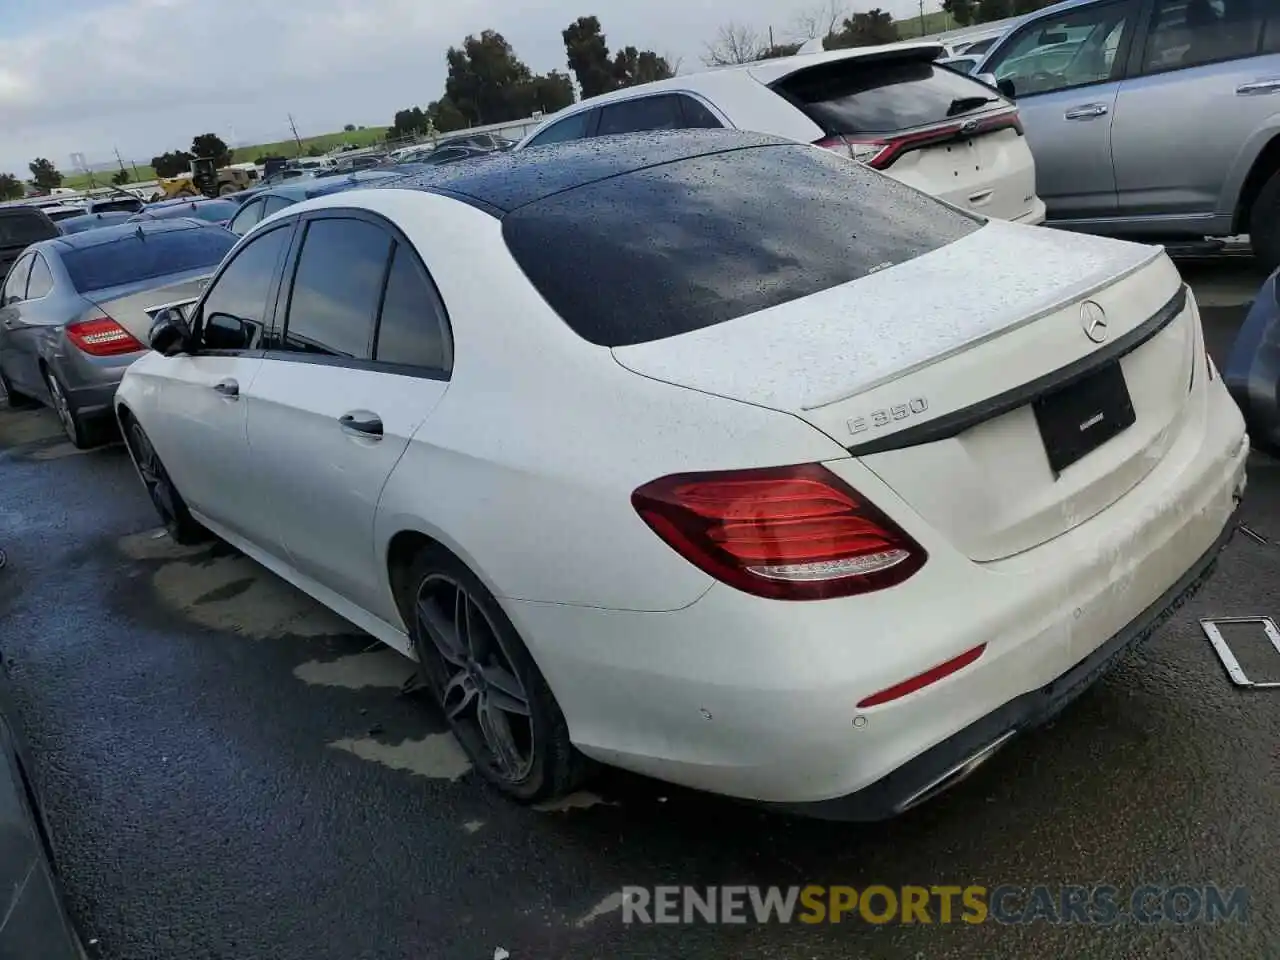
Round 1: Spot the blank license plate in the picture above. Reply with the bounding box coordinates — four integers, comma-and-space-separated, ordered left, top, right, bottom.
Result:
1033, 362, 1135, 476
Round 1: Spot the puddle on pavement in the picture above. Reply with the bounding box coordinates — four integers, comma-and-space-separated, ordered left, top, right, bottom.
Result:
0, 406, 62, 448
328, 732, 473, 780
293, 649, 414, 689
117, 527, 353, 639
533, 791, 614, 813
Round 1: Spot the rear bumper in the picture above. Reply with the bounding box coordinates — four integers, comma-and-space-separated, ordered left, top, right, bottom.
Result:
768, 504, 1238, 820
50, 343, 145, 418
1013, 196, 1048, 225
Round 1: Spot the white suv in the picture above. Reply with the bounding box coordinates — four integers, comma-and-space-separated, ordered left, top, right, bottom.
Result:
516, 42, 1047, 224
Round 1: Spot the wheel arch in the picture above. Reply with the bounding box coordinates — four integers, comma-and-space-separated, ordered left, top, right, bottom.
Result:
1233, 130, 1280, 235
382, 524, 507, 632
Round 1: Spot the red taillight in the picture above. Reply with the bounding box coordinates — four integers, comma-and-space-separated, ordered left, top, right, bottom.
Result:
856, 643, 987, 708
816, 110, 1023, 171
632, 463, 927, 601
65, 316, 144, 357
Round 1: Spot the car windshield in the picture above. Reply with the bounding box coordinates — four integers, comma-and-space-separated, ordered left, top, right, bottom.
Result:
62, 227, 236, 293
775, 56, 1009, 133
503, 142, 981, 347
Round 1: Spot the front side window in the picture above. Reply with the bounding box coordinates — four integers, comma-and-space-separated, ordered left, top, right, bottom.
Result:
281, 218, 390, 358
986, 1, 1136, 96
197, 226, 290, 352
1142, 0, 1266, 73
25, 255, 53, 299
526, 112, 591, 148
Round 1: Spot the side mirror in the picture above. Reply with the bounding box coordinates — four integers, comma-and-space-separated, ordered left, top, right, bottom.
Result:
148, 308, 192, 357
997, 78, 1017, 100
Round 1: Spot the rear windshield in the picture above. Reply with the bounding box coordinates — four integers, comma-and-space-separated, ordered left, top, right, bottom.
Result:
0, 211, 58, 246
503, 142, 980, 347
775, 57, 1006, 134
63, 228, 236, 293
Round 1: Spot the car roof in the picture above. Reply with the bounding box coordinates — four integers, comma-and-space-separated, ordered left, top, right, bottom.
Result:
380, 129, 791, 213
256, 170, 405, 203
38, 217, 214, 252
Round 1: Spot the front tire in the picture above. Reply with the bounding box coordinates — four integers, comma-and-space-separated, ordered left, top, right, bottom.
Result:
43, 368, 108, 449
401, 545, 586, 802
123, 418, 208, 545
1250, 169, 1280, 273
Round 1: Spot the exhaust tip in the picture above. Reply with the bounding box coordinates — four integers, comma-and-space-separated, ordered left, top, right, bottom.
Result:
894, 729, 1017, 814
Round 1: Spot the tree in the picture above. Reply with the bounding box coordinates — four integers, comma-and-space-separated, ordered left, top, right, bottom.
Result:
444, 29, 572, 125
190, 133, 232, 167
942, 0, 976, 26
343, 123, 357, 132
828, 9, 899, 47
792, 0, 847, 40
391, 106, 430, 139
111, 169, 131, 185
562, 18, 673, 98
703, 23, 766, 66
427, 97, 469, 133
28, 158, 62, 191
150, 150, 194, 178
0, 174, 21, 200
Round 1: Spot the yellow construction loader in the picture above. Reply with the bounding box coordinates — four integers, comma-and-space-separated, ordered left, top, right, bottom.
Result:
154, 158, 259, 200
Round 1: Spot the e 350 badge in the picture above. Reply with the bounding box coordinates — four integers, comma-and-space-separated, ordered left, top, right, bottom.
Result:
848, 397, 929, 436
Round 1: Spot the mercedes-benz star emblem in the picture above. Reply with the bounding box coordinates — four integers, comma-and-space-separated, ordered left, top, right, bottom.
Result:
1080, 301, 1108, 343
959, 119, 979, 135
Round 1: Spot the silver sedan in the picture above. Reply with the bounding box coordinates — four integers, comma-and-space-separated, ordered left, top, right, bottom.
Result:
0, 219, 236, 447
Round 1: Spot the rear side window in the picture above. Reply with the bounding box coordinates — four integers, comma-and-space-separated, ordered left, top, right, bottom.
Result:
0, 212, 58, 247
776, 57, 1008, 133
597, 95, 685, 136
63, 228, 237, 293
283, 218, 391, 358
504, 143, 980, 347
262, 196, 293, 217
25, 256, 53, 298
373, 243, 451, 372
3, 255, 32, 302
680, 96, 725, 128
228, 198, 265, 236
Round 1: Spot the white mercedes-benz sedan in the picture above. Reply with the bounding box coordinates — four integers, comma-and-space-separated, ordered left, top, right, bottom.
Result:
116, 131, 1248, 819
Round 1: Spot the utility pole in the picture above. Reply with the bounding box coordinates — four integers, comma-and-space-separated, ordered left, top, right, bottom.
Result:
919, 0, 927, 36
288, 113, 304, 156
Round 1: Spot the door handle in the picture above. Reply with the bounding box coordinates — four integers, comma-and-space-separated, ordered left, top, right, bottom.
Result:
212, 378, 239, 399
339, 412, 383, 438
1237, 79, 1280, 96
1064, 103, 1108, 120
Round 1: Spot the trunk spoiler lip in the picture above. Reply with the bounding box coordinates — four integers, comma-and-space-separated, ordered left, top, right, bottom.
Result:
846, 281, 1189, 457
810, 242, 1166, 410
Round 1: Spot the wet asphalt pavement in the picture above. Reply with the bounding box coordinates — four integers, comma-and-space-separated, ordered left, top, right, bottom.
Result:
0, 259, 1277, 960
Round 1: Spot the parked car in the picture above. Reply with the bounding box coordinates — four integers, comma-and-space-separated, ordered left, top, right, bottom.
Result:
128, 197, 241, 228
0, 206, 59, 282
55, 211, 135, 235
226, 169, 410, 236
975, 0, 1280, 266
118, 130, 1245, 818
1224, 265, 1280, 449
30, 204, 86, 224
0, 219, 237, 447
0, 654, 88, 958
513, 42, 1046, 224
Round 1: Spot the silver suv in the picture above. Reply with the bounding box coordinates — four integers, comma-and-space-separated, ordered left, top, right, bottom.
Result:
977, 0, 1280, 266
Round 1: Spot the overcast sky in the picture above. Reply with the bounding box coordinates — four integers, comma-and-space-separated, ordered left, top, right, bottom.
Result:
0, 0, 937, 177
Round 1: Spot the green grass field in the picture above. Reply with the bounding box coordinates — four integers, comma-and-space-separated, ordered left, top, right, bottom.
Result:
61, 125, 391, 190
896, 10, 955, 38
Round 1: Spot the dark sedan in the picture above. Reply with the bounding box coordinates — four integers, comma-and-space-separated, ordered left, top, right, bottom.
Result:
128, 197, 241, 228
1225, 267, 1280, 450
0, 654, 87, 958
55, 212, 135, 235
225, 168, 409, 235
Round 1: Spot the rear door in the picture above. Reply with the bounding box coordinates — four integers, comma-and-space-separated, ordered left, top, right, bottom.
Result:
771, 51, 1040, 221
1112, 0, 1280, 220
981, 0, 1141, 221
248, 212, 452, 616
0, 255, 35, 394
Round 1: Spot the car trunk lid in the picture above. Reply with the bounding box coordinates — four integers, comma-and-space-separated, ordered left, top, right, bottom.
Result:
83, 271, 212, 343
612, 223, 1195, 561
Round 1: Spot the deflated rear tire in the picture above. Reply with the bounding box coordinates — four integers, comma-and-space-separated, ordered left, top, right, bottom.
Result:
124, 418, 208, 545
1250, 170, 1280, 274
401, 544, 587, 802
